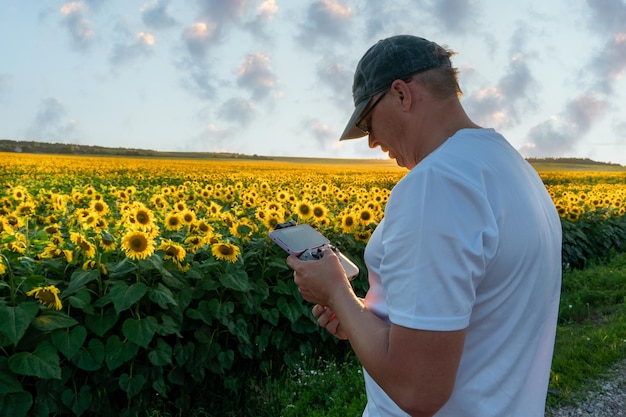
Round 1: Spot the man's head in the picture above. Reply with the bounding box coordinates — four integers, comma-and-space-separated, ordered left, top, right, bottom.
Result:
340, 35, 457, 141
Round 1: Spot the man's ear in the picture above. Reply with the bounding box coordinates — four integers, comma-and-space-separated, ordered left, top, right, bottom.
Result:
391, 79, 412, 111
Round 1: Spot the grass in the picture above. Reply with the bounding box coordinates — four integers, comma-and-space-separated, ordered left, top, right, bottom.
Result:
148, 252, 626, 416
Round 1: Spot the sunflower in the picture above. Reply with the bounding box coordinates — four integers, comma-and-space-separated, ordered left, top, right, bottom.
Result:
130, 204, 155, 228
98, 234, 117, 251
229, 218, 256, 242
80, 211, 100, 230
191, 219, 213, 236
0, 217, 14, 233
0, 257, 6, 275
26, 285, 63, 310
121, 230, 156, 260
158, 239, 187, 262
15, 201, 36, 217
294, 200, 313, 220
184, 235, 205, 253
180, 209, 197, 224
81, 259, 108, 275
173, 201, 187, 212
12, 186, 30, 201
6, 232, 27, 254
357, 208, 375, 225
90, 199, 110, 216
164, 212, 184, 231
311, 203, 329, 223
340, 213, 358, 233
207, 201, 223, 218
70, 232, 97, 258
40, 244, 73, 262
4, 214, 22, 229
354, 229, 373, 243
262, 210, 284, 230
276, 189, 290, 202
211, 242, 241, 263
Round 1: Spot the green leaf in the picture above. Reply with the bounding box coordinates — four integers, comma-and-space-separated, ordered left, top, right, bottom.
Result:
273, 279, 297, 296
0, 303, 39, 345
156, 314, 182, 337
85, 309, 119, 337
0, 391, 32, 417
31, 310, 78, 331
68, 288, 93, 313
227, 318, 250, 344
65, 269, 99, 296
0, 369, 23, 394
122, 316, 158, 348
119, 373, 146, 398
277, 297, 302, 323
61, 386, 92, 417
196, 276, 220, 291
148, 338, 172, 366
8, 341, 61, 379
186, 299, 217, 325
107, 257, 137, 278
71, 338, 104, 371
148, 283, 178, 308
110, 281, 147, 314
219, 270, 250, 292
261, 308, 279, 326
51, 325, 87, 360
217, 349, 234, 372
174, 342, 195, 367
105, 335, 139, 371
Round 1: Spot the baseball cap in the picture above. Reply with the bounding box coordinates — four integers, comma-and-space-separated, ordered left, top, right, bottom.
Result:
339, 35, 452, 140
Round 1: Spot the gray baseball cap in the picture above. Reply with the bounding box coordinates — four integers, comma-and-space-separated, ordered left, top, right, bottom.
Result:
339, 35, 452, 140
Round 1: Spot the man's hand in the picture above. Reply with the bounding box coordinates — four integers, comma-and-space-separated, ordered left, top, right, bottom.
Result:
312, 304, 348, 340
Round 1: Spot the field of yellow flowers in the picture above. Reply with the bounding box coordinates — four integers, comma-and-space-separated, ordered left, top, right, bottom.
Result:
1, 151, 625, 416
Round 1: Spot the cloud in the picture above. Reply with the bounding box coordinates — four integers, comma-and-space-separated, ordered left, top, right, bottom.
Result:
316, 55, 353, 107
25, 98, 81, 143
59, 2, 95, 50
297, 0, 352, 48
429, 0, 480, 35
301, 118, 335, 147
110, 32, 155, 66
587, 33, 626, 95
217, 97, 256, 126
197, 0, 249, 23
183, 21, 219, 59
586, 0, 626, 34
464, 52, 537, 129
520, 92, 609, 158
245, 0, 278, 39
141, 0, 177, 29
177, 21, 220, 99
236, 53, 277, 100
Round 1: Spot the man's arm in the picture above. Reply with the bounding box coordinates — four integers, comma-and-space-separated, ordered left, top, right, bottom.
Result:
289, 251, 466, 417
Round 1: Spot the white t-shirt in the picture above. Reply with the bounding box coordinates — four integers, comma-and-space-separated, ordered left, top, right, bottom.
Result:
362, 128, 562, 417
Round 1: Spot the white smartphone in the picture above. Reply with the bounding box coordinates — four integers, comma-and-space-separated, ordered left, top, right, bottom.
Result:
269, 222, 359, 280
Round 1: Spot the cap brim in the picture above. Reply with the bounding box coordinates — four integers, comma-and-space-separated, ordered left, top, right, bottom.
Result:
339, 99, 369, 141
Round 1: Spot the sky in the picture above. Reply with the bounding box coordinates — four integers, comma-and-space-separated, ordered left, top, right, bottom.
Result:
1, 0, 625, 165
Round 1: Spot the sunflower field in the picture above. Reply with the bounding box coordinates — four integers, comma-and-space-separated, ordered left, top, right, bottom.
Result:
1, 152, 625, 416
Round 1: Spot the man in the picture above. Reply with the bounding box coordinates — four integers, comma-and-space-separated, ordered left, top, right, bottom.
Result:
286, 35, 562, 417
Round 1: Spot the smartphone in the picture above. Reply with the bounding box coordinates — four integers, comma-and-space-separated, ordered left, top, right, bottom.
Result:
269, 222, 359, 280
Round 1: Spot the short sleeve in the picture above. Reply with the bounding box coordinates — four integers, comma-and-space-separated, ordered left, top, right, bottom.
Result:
380, 165, 498, 331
